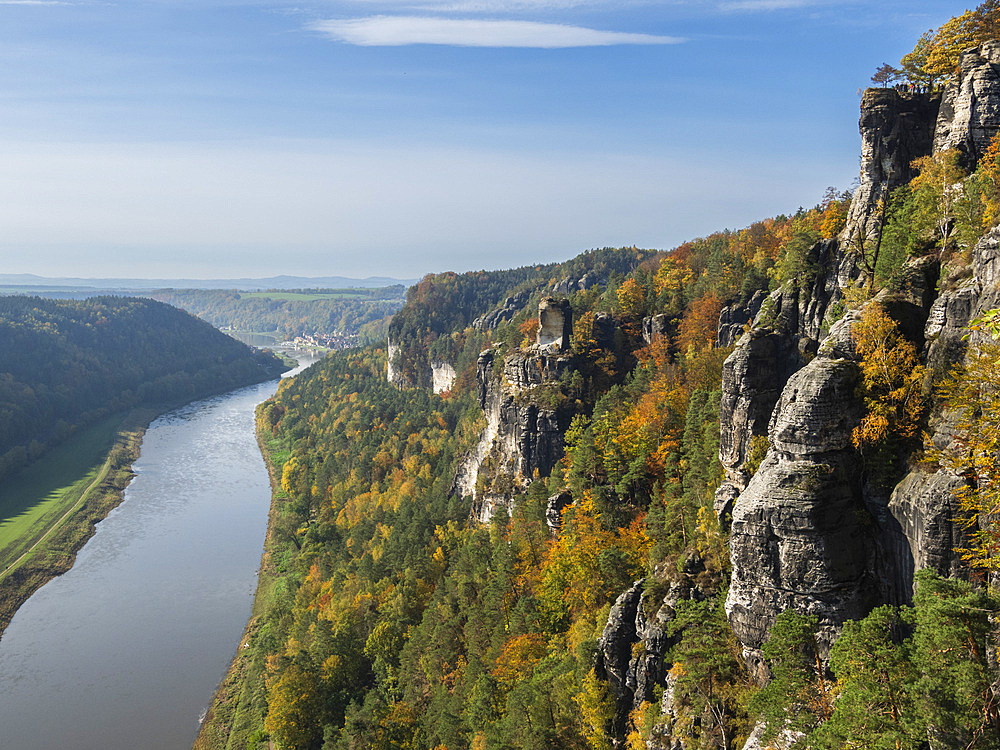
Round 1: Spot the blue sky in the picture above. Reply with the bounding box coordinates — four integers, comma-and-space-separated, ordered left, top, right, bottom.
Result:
0, 0, 969, 280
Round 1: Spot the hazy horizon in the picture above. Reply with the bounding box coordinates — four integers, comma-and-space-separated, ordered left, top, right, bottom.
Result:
0, 0, 962, 279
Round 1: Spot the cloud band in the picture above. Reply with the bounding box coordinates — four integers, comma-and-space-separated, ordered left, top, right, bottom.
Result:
310, 16, 684, 48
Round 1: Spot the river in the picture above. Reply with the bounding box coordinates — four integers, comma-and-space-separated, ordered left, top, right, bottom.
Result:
0, 353, 321, 750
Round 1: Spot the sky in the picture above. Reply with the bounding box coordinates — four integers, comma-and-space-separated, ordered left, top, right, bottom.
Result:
0, 0, 972, 280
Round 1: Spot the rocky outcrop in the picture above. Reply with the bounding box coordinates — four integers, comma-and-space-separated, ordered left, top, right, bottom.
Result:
553, 271, 599, 295
545, 491, 572, 533
597, 580, 646, 737
721, 60, 1000, 667
741, 722, 805, 750
644, 313, 670, 345
387, 339, 402, 387
597, 563, 721, 750
537, 297, 573, 352
725, 344, 876, 672
472, 291, 531, 330
430, 361, 456, 394
841, 88, 941, 252
879, 227, 1000, 602
453, 300, 576, 522
934, 40, 1000, 169
596, 580, 679, 749
717, 291, 765, 348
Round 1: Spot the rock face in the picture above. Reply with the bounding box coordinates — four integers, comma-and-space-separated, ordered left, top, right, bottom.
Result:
387, 339, 402, 387
726, 350, 876, 670
595, 565, 719, 750
717, 291, 765, 348
453, 299, 575, 522
842, 88, 941, 251
545, 491, 572, 533
472, 291, 531, 330
934, 40, 1000, 168
880, 227, 1000, 601
721, 60, 1000, 669
431, 361, 456, 394
596, 580, 676, 749
643, 313, 670, 345
553, 271, 599, 295
537, 297, 573, 352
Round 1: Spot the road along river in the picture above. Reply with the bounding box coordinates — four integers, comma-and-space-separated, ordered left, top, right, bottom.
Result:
0, 354, 321, 750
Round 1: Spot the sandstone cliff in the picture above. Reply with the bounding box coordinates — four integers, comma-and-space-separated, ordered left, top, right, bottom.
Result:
590, 42, 1000, 750
722, 43, 1000, 671
452, 298, 576, 522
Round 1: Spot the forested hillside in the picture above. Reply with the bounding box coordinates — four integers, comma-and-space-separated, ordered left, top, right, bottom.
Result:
198, 5, 1000, 750
199, 200, 854, 749
148, 287, 407, 344
0, 296, 287, 481
386, 247, 658, 390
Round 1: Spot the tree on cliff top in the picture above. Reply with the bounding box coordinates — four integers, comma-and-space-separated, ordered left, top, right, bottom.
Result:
871, 63, 900, 88
899, 2, 1000, 86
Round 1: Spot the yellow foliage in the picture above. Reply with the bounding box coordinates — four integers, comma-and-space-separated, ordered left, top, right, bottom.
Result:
851, 304, 925, 456
575, 668, 615, 750
930, 331, 1000, 571
491, 633, 547, 685
537, 495, 649, 619
617, 277, 648, 319
626, 701, 654, 750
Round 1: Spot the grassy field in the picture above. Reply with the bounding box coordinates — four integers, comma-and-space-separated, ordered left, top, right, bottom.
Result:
0, 410, 154, 637
0, 414, 123, 574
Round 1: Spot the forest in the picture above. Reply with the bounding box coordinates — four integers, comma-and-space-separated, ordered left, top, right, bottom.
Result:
148, 287, 407, 344
194, 5, 1000, 750
0, 295, 287, 482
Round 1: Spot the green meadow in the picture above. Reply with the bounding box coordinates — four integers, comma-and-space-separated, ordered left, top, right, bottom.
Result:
0, 415, 123, 577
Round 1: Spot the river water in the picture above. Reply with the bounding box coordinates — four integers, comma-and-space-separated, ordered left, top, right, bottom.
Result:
0, 354, 321, 750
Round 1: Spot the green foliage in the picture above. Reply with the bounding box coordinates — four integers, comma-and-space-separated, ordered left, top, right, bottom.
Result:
151, 286, 406, 343
751, 611, 833, 743
0, 295, 286, 482
908, 570, 1000, 747
791, 573, 1000, 750
812, 606, 919, 750
667, 598, 749, 750
771, 228, 821, 287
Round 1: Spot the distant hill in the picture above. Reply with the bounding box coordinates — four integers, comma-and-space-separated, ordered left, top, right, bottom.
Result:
146, 287, 407, 344
0, 295, 288, 480
0, 273, 417, 292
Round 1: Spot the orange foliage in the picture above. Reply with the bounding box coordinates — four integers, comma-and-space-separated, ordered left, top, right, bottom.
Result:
519, 316, 540, 344
677, 294, 723, 353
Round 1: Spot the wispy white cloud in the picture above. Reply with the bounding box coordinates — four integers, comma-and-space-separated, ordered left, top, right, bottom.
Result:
718, 0, 819, 11
339, 0, 643, 10
0, 1, 71, 5
310, 15, 683, 47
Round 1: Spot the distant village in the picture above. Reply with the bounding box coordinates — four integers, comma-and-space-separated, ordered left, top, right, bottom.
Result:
281, 331, 361, 351
220, 327, 362, 351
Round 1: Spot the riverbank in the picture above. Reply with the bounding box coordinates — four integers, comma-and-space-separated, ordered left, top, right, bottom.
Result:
193, 421, 291, 750
0, 408, 156, 639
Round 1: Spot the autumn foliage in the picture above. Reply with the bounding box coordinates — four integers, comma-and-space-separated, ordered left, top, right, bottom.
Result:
851, 304, 925, 483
